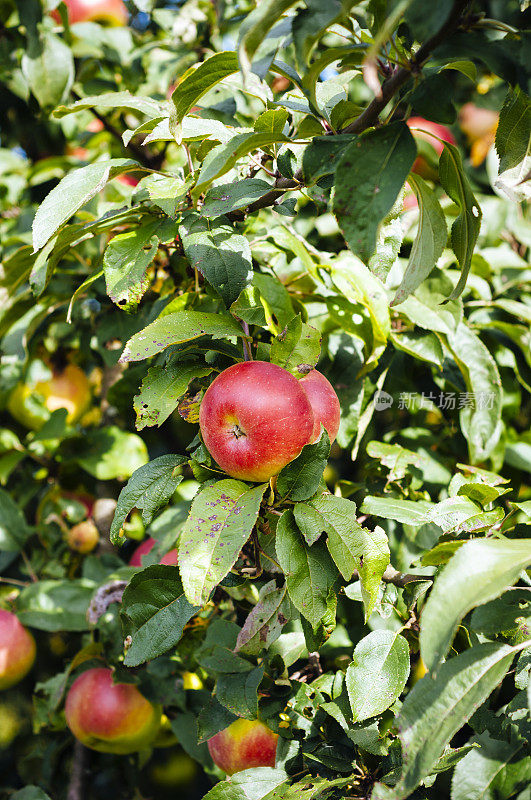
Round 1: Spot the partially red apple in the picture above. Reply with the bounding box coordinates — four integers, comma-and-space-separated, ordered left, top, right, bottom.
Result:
0, 610, 36, 691
129, 537, 179, 567
207, 719, 278, 775
51, 0, 128, 26
65, 667, 161, 753
407, 117, 456, 180
459, 103, 499, 166
7, 363, 91, 430
199, 361, 315, 482
299, 370, 340, 443
67, 520, 99, 554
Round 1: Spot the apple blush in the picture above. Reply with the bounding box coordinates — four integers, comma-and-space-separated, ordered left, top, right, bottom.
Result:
0, 609, 36, 691
65, 667, 161, 754
129, 537, 179, 567
207, 719, 278, 775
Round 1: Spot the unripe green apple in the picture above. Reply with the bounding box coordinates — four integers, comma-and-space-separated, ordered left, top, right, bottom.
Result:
0, 610, 36, 691
51, 0, 128, 26
129, 537, 179, 567
407, 117, 456, 181
65, 667, 161, 754
67, 520, 100, 554
0, 702, 22, 748
8, 364, 91, 430
207, 719, 278, 775
199, 361, 315, 482
299, 370, 340, 443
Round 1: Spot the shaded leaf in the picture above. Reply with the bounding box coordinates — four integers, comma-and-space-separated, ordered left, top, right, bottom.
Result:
346, 630, 410, 721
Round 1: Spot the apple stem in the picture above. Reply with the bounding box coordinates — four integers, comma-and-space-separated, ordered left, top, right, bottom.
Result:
241, 321, 253, 361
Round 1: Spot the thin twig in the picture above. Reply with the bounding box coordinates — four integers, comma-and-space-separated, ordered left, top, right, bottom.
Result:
67, 740, 88, 800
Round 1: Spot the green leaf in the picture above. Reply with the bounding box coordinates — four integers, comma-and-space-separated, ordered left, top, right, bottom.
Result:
276, 431, 330, 502
295, 494, 389, 619
171, 51, 239, 124
179, 480, 267, 605
333, 123, 416, 263
420, 538, 531, 671
143, 173, 193, 217
238, 0, 298, 76
471, 588, 531, 643
179, 213, 254, 306
17, 579, 95, 631
32, 159, 139, 252
276, 510, 338, 629
77, 427, 148, 481
11, 788, 52, 800
104, 219, 177, 312
201, 768, 288, 800
22, 32, 74, 110
346, 630, 410, 722
301, 135, 352, 184
270, 315, 321, 378
262, 775, 354, 800
235, 581, 291, 655
230, 287, 268, 327
361, 495, 433, 525
495, 87, 531, 173
110, 455, 187, 545
54, 91, 162, 119
195, 131, 289, 192
292, 0, 343, 69
121, 565, 198, 666
404, 0, 453, 40
201, 179, 272, 218
391, 174, 447, 306
438, 143, 482, 301
216, 666, 264, 719
119, 311, 247, 363
0, 488, 32, 552
425, 496, 483, 533
446, 321, 502, 463
254, 108, 289, 135
451, 730, 531, 800
133, 363, 212, 430
373, 642, 527, 800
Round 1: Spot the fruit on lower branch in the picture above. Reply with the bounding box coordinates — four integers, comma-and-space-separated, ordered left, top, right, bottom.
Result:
459, 103, 499, 166
0, 610, 36, 691
299, 370, 340, 443
51, 0, 128, 26
65, 667, 161, 754
182, 671, 203, 691
8, 364, 91, 430
207, 719, 278, 775
67, 520, 100, 554
129, 537, 179, 567
407, 117, 456, 180
199, 361, 314, 482
0, 702, 22, 748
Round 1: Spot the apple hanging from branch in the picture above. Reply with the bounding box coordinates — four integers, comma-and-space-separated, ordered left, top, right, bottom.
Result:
0, 610, 36, 691
207, 719, 278, 775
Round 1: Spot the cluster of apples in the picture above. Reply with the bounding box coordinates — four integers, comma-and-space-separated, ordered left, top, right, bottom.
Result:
199, 361, 340, 482
0, 609, 277, 771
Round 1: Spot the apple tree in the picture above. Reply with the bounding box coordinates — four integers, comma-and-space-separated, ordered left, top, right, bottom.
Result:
0, 0, 530, 798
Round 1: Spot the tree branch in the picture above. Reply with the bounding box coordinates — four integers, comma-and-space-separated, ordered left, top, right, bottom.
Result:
67, 740, 88, 800
351, 565, 432, 588
341, 0, 471, 134
227, 0, 470, 221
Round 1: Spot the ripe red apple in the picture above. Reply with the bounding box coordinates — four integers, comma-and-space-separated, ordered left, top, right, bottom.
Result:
207, 719, 278, 775
199, 361, 315, 482
407, 117, 456, 180
7, 364, 91, 430
299, 370, 340, 443
0, 610, 36, 691
65, 667, 161, 754
129, 537, 179, 567
51, 0, 128, 26
67, 520, 100, 554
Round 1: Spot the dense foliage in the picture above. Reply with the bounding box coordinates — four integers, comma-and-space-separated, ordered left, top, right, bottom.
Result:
0, 1, 530, 799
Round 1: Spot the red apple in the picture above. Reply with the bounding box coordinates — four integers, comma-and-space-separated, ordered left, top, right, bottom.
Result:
116, 174, 140, 187
199, 361, 314, 482
407, 117, 456, 180
0, 610, 36, 691
129, 537, 179, 567
65, 667, 161, 754
51, 0, 128, 26
67, 520, 99, 554
208, 719, 278, 775
299, 370, 340, 443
